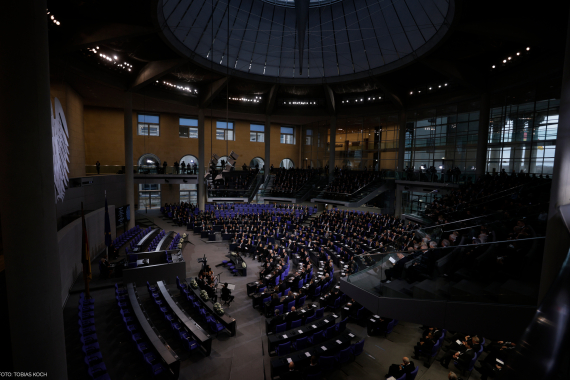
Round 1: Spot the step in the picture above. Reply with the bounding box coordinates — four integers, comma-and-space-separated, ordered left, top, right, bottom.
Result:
412, 279, 442, 300
449, 279, 492, 303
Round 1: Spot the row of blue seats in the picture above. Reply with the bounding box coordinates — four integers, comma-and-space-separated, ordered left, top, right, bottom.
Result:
146, 281, 202, 352
113, 225, 141, 248
127, 227, 153, 251
274, 317, 349, 356
273, 307, 325, 333
280, 337, 367, 380
168, 233, 181, 250
147, 230, 166, 251
115, 284, 168, 376
177, 278, 228, 335
77, 293, 110, 380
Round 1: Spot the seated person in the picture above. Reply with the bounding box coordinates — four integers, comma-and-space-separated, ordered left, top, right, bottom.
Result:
304, 356, 321, 376
268, 309, 286, 333
439, 341, 475, 369
385, 357, 415, 379
280, 361, 300, 380
412, 332, 437, 359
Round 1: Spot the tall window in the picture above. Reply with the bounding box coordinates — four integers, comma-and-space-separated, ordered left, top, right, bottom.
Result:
305, 129, 313, 145
250, 124, 265, 142
138, 114, 160, 136
138, 184, 161, 209
179, 118, 198, 138
317, 132, 322, 147
180, 184, 197, 204
216, 121, 234, 140
486, 99, 559, 175
280, 126, 295, 144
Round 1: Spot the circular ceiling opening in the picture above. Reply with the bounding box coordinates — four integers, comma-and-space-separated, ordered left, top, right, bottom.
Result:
158, 0, 454, 83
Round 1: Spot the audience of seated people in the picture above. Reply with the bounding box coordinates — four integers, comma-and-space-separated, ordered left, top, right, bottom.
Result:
209, 169, 259, 195
269, 168, 320, 195
424, 171, 551, 225
324, 169, 380, 195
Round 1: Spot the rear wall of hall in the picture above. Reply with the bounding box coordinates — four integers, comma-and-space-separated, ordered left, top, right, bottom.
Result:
84, 107, 301, 169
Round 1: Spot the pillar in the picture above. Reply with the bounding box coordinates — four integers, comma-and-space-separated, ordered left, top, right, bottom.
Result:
329, 116, 336, 178
0, 0, 67, 375
397, 110, 406, 171
265, 115, 271, 171
476, 93, 490, 177
539, 12, 570, 303
124, 92, 135, 229
198, 109, 206, 210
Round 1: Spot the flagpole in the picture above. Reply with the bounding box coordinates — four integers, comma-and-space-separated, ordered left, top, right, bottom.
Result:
82, 202, 91, 299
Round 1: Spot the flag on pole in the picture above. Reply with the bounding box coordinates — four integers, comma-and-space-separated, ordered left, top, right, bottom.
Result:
104, 192, 112, 247
81, 202, 92, 282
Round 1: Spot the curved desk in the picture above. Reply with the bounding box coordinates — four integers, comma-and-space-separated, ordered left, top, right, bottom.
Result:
127, 283, 180, 378
157, 281, 212, 356
186, 280, 237, 336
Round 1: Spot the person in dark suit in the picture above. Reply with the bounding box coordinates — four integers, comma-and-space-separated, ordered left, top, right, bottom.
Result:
95, 161, 101, 174
280, 361, 300, 380
268, 309, 286, 333
221, 283, 234, 306
440, 341, 475, 369
413, 332, 437, 359
285, 306, 300, 326
385, 357, 415, 379
304, 356, 321, 376
475, 362, 503, 380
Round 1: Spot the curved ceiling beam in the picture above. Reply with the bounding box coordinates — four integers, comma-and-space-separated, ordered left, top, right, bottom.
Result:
266, 85, 280, 115
200, 77, 229, 108
324, 85, 336, 115
129, 59, 189, 92
295, 0, 310, 75
63, 23, 156, 51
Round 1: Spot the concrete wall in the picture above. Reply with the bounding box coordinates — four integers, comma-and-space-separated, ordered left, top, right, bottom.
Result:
84, 106, 301, 169
50, 82, 86, 178
56, 175, 126, 228
58, 205, 116, 307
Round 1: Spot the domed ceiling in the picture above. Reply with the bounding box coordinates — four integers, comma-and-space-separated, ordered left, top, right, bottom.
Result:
157, 0, 454, 83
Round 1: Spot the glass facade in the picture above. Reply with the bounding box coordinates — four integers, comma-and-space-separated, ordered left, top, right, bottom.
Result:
138, 184, 161, 209
486, 99, 559, 175
404, 105, 479, 174
180, 184, 197, 204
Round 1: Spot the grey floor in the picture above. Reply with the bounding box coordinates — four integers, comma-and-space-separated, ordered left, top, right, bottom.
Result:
64, 209, 485, 380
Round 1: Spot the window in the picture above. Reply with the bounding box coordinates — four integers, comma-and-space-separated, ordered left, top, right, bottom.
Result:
138, 114, 160, 136
280, 158, 294, 169
280, 126, 295, 144
180, 184, 197, 204
216, 121, 234, 140
317, 132, 322, 147
250, 124, 265, 142
179, 118, 198, 138
138, 184, 161, 209
137, 153, 160, 173
305, 129, 313, 145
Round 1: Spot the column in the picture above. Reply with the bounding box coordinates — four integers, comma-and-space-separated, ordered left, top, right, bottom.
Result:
397, 110, 406, 172
198, 109, 206, 211
0, 0, 67, 375
265, 115, 271, 172
329, 116, 336, 178
476, 93, 490, 177
539, 14, 570, 303
124, 92, 135, 229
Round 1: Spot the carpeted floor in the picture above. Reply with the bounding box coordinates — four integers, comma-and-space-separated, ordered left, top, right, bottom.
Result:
63, 209, 486, 380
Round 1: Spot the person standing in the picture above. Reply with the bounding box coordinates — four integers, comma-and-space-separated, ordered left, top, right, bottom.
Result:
174, 161, 179, 174
163, 161, 167, 174
96, 161, 101, 175
181, 161, 186, 174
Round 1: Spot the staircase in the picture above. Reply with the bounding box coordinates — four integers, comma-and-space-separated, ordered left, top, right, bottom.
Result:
311, 179, 394, 207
